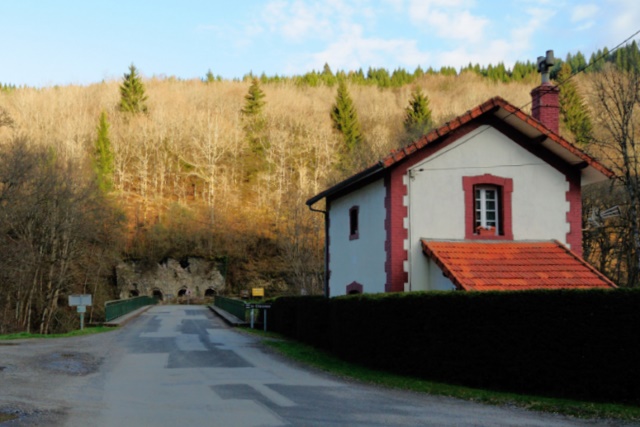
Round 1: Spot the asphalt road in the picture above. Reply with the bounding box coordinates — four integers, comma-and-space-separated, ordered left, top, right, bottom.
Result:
14, 305, 630, 426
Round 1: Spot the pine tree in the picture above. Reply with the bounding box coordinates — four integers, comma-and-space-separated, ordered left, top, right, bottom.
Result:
242, 77, 266, 117
557, 63, 593, 145
118, 63, 148, 114
93, 111, 115, 192
404, 86, 433, 140
241, 78, 269, 180
204, 69, 216, 83
331, 79, 362, 159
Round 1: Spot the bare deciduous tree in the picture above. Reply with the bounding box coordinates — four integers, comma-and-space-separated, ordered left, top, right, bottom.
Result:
0, 138, 123, 333
587, 65, 640, 286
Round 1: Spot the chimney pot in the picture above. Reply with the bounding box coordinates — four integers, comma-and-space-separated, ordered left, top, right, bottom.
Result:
532, 49, 559, 133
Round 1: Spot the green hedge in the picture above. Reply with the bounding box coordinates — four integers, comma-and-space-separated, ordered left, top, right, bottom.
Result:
268, 290, 640, 404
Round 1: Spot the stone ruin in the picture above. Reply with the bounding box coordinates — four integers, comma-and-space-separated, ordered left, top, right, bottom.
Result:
115, 257, 225, 301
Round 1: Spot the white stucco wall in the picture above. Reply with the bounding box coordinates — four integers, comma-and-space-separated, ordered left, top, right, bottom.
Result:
407, 125, 571, 291
328, 179, 387, 296
427, 259, 457, 291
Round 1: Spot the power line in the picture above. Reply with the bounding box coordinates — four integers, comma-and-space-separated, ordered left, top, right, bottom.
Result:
404, 29, 640, 174
555, 27, 640, 89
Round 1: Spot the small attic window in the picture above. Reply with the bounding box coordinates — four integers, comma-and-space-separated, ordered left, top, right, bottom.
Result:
349, 206, 359, 240
475, 185, 500, 234
463, 174, 513, 240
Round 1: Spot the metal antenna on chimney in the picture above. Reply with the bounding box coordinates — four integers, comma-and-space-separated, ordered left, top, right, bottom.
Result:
537, 50, 555, 83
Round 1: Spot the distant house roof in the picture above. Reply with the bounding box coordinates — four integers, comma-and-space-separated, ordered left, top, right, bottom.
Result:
307, 96, 614, 207
421, 240, 617, 291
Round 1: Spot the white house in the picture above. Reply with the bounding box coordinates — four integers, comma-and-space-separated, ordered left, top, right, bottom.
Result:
307, 63, 616, 296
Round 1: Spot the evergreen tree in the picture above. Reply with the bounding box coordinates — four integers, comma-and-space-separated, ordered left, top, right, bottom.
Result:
322, 63, 333, 77
557, 63, 592, 145
439, 66, 457, 76
241, 78, 269, 180
404, 86, 433, 140
331, 79, 362, 165
626, 41, 640, 72
242, 77, 266, 116
391, 68, 413, 87
204, 69, 220, 83
93, 111, 115, 192
118, 64, 148, 114
320, 63, 337, 86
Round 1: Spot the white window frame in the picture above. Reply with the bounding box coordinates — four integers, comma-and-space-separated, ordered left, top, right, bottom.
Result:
475, 185, 499, 233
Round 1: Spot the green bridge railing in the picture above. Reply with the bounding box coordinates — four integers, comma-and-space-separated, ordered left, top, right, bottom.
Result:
105, 296, 158, 322
213, 296, 248, 321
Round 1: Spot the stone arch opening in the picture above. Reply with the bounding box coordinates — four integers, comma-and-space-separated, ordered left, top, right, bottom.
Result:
129, 289, 140, 297
177, 288, 188, 297
152, 289, 164, 301
204, 288, 216, 297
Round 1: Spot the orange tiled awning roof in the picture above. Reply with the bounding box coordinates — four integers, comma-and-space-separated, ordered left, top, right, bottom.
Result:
421, 240, 617, 291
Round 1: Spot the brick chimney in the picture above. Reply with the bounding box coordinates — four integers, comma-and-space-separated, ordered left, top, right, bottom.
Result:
530, 50, 560, 134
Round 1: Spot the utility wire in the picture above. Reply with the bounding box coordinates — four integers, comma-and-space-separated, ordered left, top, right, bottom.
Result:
555, 27, 640, 89
405, 28, 640, 174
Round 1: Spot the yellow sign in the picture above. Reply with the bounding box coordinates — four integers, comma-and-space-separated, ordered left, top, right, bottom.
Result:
252, 288, 264, 297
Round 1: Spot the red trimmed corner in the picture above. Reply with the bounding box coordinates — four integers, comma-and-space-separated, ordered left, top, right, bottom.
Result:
346, 281, 363, 295
463, 174, 513, 240
385, 171, 408, 293
383, 120, 482, 293
565, 173, 582, 257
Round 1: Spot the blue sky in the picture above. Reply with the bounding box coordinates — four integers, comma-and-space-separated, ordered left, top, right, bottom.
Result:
2, 0, 639, 87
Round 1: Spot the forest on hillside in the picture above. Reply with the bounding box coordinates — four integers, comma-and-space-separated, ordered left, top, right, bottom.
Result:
0, 43, 639, 333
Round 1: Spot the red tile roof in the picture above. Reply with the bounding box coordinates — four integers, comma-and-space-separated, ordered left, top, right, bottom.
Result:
380, 97, 613, 178
307, 96, 613, 207
421, 240, 617, 291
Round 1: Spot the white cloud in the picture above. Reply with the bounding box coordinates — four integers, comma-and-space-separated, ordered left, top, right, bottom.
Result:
262, 0, 359, 42
305, 25, 430, 72
407, 0, 488, 43
571, 4, 598, 22
382, 0, 404, 12
606, 0, 640, 44
432, 4, 560, 71
508, 7, 555, 58
570, 4, 598, 31
263, 0, 328, 41
436, 40, 513, 70
552, 0, 639, 54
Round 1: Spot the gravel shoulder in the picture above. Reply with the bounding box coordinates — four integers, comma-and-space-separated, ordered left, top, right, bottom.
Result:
0, 328, 123, 425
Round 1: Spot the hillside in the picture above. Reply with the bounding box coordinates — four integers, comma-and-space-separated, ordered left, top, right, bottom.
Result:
0, 71, 598, 304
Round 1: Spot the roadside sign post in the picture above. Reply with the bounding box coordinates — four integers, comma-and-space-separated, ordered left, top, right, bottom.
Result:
68, 294, 92, 330
245, 303, 272, 331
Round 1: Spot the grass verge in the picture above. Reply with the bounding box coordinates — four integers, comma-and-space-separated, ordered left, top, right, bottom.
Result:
242, 328, 640, 422
0, 326, 114, 340
0, 413, 18, 423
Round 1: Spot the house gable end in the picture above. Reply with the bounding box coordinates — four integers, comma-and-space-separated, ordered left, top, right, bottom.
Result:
385, 120, 484, 293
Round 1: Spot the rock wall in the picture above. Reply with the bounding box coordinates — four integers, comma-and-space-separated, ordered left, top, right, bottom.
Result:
115, 257, 225, 300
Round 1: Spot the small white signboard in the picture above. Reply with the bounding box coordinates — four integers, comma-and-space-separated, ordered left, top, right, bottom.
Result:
68, 294, 92, 330
69, 294, 92, 307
